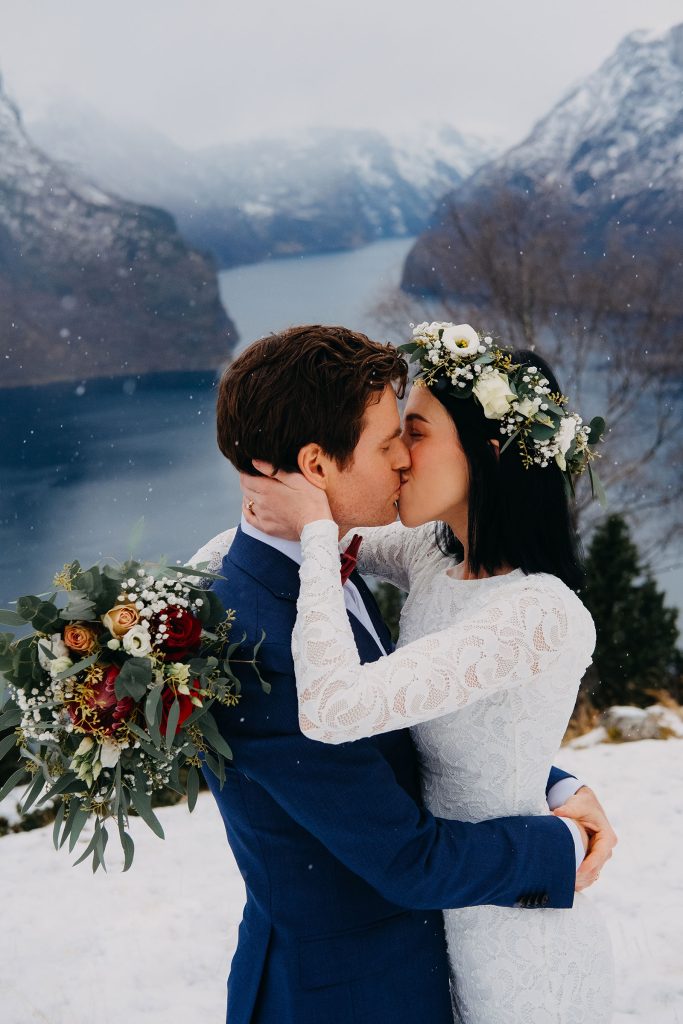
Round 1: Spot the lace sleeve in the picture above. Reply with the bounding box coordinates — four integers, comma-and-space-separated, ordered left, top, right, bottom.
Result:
340, 520, 438, 591
186, 527, 238, 585
293, 520, 595, 744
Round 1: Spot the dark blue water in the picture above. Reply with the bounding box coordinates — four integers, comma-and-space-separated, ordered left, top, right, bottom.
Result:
1, 234, 681, 614
0, 237, 415, 609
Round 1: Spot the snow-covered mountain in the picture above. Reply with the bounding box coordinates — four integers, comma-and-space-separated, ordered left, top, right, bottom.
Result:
0, 76, 236, 387
28, 107, 497, 268
404, 23, 683, 293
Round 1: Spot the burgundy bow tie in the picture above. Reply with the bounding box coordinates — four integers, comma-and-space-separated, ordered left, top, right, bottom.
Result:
340, 534, 363, 585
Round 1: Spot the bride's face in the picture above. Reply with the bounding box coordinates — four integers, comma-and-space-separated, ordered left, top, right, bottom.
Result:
397, 385, 470, 529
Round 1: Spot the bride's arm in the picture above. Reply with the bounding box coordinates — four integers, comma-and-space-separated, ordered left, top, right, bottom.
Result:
340, 520, 438, 591
294, 520, 595, 744
187, 527, 238, 577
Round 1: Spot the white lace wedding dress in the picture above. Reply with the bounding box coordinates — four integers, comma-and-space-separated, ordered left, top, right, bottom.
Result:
192, 519, 614, 1022
292, 519, 614, 1024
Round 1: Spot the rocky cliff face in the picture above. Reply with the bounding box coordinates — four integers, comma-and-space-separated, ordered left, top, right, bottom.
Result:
403, 23, 683, 294
0, 75, 237, 387
28, 112, 497, 268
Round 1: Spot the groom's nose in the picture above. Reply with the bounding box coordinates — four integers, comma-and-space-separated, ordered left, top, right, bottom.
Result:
393, 437, 411, 471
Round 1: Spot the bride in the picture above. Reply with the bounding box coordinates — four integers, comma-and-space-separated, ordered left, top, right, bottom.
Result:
235, 323, 615, 1023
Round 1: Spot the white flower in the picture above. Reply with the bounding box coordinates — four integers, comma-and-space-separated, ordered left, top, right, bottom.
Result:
473, 370, 515, 419
167, 662, 191, 686
74, 736, 95, 756
37, 633, 69, 671
49, 655, 74, 677
107, 638, 121, 651
122, 623, 153, 657
516, 396, 542, 419
441, 324, 480, 357
554, 415, 579, 471
99, 739, 121, 768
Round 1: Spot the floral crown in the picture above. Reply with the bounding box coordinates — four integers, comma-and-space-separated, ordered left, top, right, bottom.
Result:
398, 322, 606, 501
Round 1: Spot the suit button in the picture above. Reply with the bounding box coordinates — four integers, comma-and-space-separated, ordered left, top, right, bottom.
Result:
541, 895, 549, 907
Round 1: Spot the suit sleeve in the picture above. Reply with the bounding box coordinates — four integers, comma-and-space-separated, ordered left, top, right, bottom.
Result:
210, 653, 577, 913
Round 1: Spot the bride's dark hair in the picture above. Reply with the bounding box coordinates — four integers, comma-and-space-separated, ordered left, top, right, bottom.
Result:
432, 349, 584, 591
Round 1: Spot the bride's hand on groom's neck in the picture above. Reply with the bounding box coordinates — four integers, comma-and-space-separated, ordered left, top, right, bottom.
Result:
240, 460, 334, 539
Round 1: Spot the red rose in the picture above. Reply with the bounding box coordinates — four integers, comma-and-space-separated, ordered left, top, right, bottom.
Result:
67, 664, 135, 737
159, 680, 202, 736
151, 607, 202, 661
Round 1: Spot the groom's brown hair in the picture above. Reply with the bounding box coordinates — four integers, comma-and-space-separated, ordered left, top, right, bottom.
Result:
216, 324, 408, 474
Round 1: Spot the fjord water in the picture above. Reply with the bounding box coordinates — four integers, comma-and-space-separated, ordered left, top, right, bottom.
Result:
0, 238, 414, 608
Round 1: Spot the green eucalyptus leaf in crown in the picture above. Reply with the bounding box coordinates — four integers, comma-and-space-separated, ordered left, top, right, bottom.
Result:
398, 322, 607, 500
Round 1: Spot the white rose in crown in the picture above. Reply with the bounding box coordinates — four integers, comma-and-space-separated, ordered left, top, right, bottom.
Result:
441, 324, 480, 357
554, 415, 579, 471
516, 396, 542, 420
122, 623, 153, 657
473, 369, 516, 419
37, 633, 69, 671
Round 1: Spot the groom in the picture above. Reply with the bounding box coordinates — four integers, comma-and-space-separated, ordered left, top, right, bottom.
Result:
191, 324, 615, 1024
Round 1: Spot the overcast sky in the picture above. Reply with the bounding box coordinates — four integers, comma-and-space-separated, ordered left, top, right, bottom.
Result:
0, 0, 681, 149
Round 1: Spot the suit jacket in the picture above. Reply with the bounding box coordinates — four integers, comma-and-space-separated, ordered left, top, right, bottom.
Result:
204, 527, 577, 1024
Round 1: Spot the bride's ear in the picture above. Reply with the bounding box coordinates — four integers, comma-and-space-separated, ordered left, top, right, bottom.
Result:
297, 443, 330, 489
488, 439, 501, 460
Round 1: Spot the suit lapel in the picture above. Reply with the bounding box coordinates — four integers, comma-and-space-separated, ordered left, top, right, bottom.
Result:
348, 569, 395, 655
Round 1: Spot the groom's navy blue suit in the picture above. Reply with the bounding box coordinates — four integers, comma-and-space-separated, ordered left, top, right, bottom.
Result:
204, 527, 577, 1024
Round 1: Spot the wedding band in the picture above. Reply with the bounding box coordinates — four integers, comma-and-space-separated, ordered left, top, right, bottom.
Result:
247, 499, 255, 514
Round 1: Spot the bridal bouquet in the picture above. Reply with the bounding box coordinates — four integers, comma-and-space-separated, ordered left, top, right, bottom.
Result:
0, 557, 264, 871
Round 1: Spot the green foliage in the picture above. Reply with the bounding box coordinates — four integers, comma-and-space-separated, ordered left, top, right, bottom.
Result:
371, 581, 406, 645
580, 514, 680, 708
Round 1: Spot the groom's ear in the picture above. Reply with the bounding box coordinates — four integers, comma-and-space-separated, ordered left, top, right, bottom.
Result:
297, 443, 331, 490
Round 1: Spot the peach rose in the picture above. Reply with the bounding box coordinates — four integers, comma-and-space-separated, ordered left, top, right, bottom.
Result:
102, 603, 139, 638
63, 622, 99, 654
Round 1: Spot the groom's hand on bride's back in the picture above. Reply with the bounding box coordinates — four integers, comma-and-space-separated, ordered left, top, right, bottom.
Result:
552, 786, 618, 891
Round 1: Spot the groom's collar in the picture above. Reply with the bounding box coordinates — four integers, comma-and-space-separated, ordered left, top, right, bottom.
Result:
239, 514, 306, 566
227, 521, 305, 602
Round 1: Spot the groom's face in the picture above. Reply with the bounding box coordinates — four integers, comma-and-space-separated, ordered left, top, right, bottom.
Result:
325, 386, 411, 530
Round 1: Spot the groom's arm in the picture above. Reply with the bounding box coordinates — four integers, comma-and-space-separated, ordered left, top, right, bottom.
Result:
209, 648, 577, 912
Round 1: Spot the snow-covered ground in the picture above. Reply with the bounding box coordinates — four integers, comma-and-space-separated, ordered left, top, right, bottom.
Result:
1, 739, 681, 1023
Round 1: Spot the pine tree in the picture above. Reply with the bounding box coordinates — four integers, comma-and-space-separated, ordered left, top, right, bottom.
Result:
371, 581, 406, 645
580, 514, 680, 708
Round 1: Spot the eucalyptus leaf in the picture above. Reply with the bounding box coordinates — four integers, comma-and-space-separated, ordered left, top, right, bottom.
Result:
0, 732, 18, 762
500, 429, 521, 456
588, 465, 608, 508
0, 609, 25, 627
68, 805, 92, 853
31, 601, 62, 634
588, 416, 606, 446
72, 824, 100, 867
0, 706, 22, 731
54, 652, 98, 681
164, 697, 180, 750
145, 684, 164, 746
59, 799, 79, 848
16, 596, 42, 620
131, 776, 165, 840
120, 828, 135, 872
21, 770, 47, 812
198, 712, 233, 761
0, 766, 27, 802
186, 765, 199, 812
52, 800, 66, 850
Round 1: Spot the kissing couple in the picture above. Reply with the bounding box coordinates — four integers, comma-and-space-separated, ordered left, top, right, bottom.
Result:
190, 323, 617, 1024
